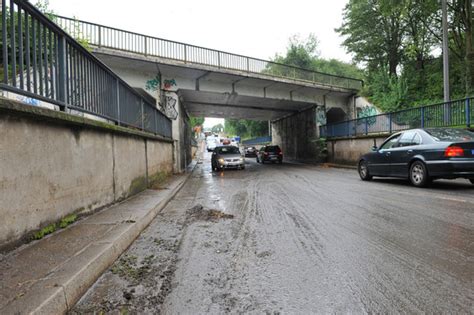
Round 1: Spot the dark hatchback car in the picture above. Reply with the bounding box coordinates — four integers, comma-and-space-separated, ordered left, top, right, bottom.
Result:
244, 146, 257, 157
211, 145, 245, 171
256, 145, 283, 164
358, 128, 474, 187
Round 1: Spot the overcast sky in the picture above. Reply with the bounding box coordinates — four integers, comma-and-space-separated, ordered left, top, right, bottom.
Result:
48, 0, 352, 127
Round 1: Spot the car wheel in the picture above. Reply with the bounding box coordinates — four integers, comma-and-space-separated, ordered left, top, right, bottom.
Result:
410, 161, 430, 187
358, 160, 372, 181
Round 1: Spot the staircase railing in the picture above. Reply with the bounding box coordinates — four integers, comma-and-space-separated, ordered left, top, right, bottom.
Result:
1, 1, 172, 138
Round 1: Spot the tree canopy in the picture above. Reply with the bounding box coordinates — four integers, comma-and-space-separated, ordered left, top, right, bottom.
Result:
272, 34, 364, 80
337, 0, 473, 111
224, 119, 269, 139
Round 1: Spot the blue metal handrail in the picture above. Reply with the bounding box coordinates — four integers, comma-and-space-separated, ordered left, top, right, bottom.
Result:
54, 15, 364, 91
1, 0, 172, 138
320, 97, 474, 138
242, 136, 272, 145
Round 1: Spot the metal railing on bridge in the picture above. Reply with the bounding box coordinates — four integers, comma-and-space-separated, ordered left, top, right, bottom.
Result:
1, 0, 172, 138
54, 16, 364, 91
320, 97, 474, 138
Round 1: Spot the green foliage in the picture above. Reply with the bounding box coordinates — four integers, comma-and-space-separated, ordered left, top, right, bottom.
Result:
224, 119, 268, 138
190, 117, 205, 127
59, 214, 77, 229
211, 123, 224, 133
367, 69, 408, 112
33, 223, 57, 240
338, 0, 474, 110
35, 0, 56, 21
33, 213, 78, 240
71, 16, 92, 51
36, 1, 92, 51
272, 34, 363, 80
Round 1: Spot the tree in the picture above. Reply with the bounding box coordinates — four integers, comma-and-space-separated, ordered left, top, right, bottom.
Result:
273, 34, 320, 69
337, 0, 406, 76
190, 117, 204, 128
224, 119, 268, 138
338, 0, 473, 111
211, 123, 224, 134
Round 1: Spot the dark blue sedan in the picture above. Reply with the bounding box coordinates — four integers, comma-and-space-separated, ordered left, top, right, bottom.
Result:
358, 128, 474, 187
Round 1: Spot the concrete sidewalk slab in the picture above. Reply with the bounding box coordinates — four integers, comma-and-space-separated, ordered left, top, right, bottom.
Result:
0, 172, 191, 315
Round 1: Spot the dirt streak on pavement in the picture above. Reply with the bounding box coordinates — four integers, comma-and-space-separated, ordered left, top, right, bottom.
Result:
73, 151, 474, 314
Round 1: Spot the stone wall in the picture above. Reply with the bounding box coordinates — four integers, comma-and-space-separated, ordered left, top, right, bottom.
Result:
0, 98, 174, 249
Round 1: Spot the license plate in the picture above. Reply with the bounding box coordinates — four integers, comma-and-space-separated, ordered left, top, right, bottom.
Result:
270, 157, 277, 160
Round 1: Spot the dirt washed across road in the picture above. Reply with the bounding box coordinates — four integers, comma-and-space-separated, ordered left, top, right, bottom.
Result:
73, 152, 474, 314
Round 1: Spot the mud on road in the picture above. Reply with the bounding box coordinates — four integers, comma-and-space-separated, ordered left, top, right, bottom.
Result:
73, 152, 474, 314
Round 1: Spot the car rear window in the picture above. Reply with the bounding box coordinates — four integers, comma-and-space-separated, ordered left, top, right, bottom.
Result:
265, 146, 281, 152
425, 129, 474, 142
216, 146, 240, 154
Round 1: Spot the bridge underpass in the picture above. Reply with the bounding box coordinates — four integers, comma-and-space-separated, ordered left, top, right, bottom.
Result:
90, 50, 360, 162
52, 16, 366, 164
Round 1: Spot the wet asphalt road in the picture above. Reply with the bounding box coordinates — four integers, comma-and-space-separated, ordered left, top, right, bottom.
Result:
73, 151, 474, 314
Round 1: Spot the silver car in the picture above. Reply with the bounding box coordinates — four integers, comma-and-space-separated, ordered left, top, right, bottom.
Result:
211, 146, 245, 171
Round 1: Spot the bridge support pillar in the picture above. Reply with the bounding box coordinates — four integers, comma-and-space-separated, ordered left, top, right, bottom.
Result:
271, 106, 326, 163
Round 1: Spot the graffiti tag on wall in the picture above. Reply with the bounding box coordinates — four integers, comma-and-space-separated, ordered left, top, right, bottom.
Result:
357, 105, 378, 125
16, 95, 40, 106
145, 74, 161, 92
357, 105, 378, 118
163, 79, 177, 90
316, 106, 327, 125
161, 95, 178, 120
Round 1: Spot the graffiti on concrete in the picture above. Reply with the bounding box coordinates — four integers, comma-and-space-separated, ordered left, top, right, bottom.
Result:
316, 106, 327, 125
357, 105, 378, 118
16, 95, 40, 106
357, 105, 378, 125
161, 95, 178, 120
163, 79, 177, 90
145, 74, 161, 92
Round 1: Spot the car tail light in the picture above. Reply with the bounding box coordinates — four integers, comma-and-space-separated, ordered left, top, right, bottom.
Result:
264, 152, 269, 156
444, 146, 464, 157
278, 151, 283, 155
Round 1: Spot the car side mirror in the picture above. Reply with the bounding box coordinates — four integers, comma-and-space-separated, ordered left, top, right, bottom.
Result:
371, 145, 378, 152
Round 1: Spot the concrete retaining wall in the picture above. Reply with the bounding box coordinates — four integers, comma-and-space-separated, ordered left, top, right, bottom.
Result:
327, 135, 389, 166
0, 98, 174, 249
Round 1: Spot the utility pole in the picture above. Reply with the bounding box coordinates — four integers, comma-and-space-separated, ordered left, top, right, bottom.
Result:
442, 0, 450, 102
442, 0, 451, 124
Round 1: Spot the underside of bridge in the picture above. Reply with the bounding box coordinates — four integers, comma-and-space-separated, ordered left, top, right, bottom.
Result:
94, 50, 357, 121
93, 50, 359, 164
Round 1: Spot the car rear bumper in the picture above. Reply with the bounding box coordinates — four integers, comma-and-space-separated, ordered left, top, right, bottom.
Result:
263, 156, 282, 162
426, 160, 474, 178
